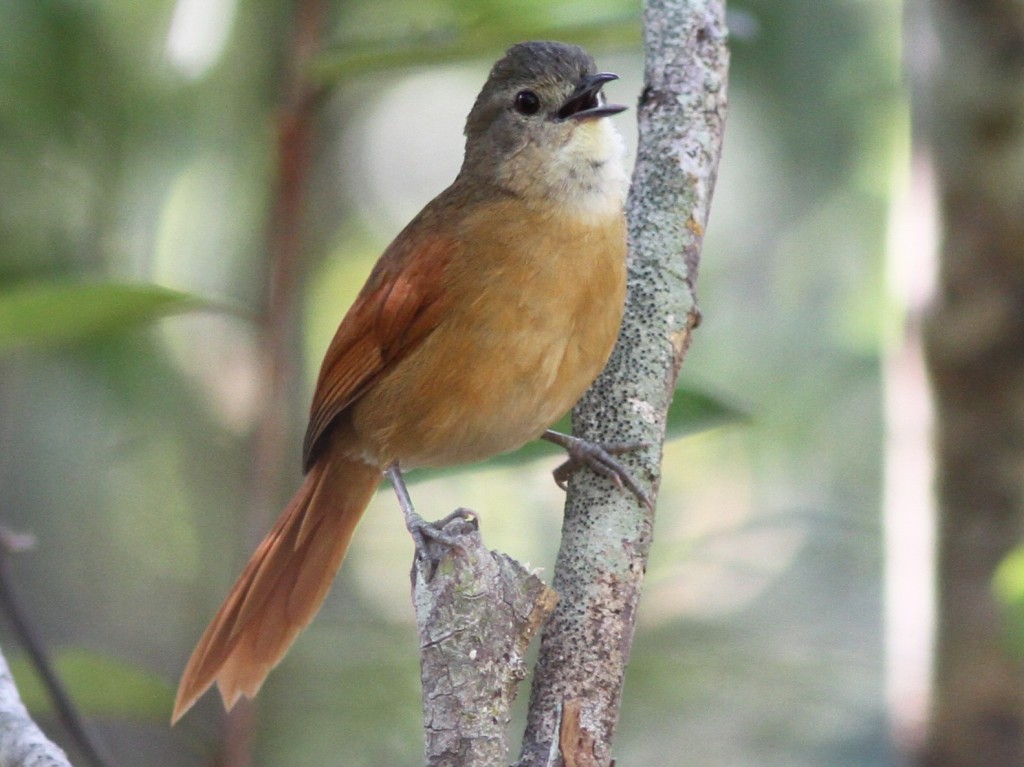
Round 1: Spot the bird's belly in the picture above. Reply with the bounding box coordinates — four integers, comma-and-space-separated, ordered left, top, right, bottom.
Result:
350, 301, 617, 469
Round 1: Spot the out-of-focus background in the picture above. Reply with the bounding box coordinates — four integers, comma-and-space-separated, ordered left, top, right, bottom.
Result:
2, 0, 1021, 765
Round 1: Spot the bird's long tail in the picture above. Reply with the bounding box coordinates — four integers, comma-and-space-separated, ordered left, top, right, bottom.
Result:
172, 454, 381, 723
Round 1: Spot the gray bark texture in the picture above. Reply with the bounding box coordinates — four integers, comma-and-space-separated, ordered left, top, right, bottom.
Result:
412, 517, 558, 767
0, 645, 72, 767
517, 2, 730, 765
916, 1, 1024, 765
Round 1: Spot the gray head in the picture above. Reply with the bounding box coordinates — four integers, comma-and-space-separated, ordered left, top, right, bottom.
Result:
459, 41, 627, 196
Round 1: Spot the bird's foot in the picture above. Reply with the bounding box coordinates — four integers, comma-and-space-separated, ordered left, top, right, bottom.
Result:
404, 508, 477, 560
541, 429, 654, 511
386, 462, 477, 560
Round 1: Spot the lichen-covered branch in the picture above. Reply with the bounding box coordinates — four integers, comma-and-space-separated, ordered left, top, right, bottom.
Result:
412, 516, 558, 767
518, 1, 729, 764
0, 644, 73, 767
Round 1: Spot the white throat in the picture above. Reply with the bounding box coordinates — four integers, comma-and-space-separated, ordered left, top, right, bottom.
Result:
548, 118, 629, 221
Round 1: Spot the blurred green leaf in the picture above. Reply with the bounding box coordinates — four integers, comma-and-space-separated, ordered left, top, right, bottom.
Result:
664, 383, 748, 439
0, 281, 204, 355
312, 15, 640, 82
447, 383, 747, 474
994, 547, 1024, 654
10, 648, 172, 720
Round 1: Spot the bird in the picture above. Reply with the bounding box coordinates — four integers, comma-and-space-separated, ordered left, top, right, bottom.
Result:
172, 40, 643, 723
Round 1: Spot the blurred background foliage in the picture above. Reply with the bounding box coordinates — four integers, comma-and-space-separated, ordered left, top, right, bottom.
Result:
0, 0, 907, 764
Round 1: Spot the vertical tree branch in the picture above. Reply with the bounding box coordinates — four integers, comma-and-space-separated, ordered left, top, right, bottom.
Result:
248, 0, 328, 541
518, 3, 729, 765
222, 1, 327, 766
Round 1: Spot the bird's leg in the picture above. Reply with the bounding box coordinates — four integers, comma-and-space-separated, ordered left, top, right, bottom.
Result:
541, 429, 654, 511
385, 462, 475, 559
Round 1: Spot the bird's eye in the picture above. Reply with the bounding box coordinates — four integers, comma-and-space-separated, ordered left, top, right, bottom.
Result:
514, 90, 541, 115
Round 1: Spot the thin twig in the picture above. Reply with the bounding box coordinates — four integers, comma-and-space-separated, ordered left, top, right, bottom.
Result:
0, 527, 111, 767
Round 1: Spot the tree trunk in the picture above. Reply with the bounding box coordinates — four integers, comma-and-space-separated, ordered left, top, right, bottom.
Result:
917, 1, 1024, 764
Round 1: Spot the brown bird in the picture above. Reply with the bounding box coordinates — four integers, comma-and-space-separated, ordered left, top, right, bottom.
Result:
173, 40, 643, 723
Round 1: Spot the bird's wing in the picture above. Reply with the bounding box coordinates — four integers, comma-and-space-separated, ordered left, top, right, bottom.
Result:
301, 232, 456, 470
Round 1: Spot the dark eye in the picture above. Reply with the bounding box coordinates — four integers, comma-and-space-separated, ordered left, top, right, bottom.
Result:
514, 90, 541, 115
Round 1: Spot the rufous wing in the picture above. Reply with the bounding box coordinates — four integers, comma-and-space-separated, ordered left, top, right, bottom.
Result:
302, 233, 456, 470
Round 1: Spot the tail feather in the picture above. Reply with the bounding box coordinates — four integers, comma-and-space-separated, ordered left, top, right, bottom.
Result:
172, 455, 381, 723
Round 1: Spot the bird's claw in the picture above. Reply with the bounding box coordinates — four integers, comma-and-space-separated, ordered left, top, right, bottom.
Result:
405, 508, 476, 561
543, 430, 654, 511
389, 463, 477, 560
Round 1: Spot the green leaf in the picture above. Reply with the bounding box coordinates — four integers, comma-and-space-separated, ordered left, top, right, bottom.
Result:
0, 281, 204, 355
310, 16, 640, 82
416, 383, 746, 479
9, 648, 172, 720
994, 547, 1024, 654
664, 383, 748, 441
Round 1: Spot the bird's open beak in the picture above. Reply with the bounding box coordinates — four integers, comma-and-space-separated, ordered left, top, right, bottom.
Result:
558, 73, 628, 120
